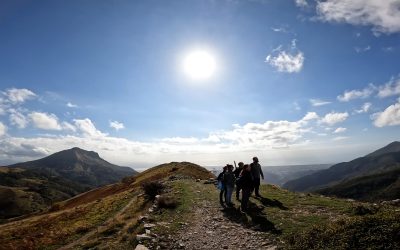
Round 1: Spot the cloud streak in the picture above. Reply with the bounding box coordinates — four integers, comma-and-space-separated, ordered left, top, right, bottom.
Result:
316, 0, 400, 35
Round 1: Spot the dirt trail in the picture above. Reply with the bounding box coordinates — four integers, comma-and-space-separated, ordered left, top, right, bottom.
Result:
58, 196, 138, 250
166, 199, 277, 250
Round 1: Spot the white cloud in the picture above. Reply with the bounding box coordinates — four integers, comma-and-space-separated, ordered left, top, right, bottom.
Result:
310, 99, 331, 106
29, 112, 62, 130
74, 118, 107, 137
302, 112, 319, 121
333, 136, 348, 141
295, 0, 308, 7
66, 102, 78, 108
62, 121, 76, 132
372, 101, 400, 127
265, 39, 304, 73
266, 51, 304, 73
0, 122, 6, 136
377, 77, 400, 98
354, 45, 371, 53
271, 27, 287, 33
355, 102, 372, 114
333, 127, 347, 133
9, 110, 28, 129
316, 0, 400, 35
5, 88, 36, 104
110, 120, 125, 131
337, 84, 375, 102
320, 112, 349, 126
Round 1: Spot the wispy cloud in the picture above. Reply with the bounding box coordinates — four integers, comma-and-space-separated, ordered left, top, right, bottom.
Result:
29, 112, 62, 130
310, 99, 331, 107
9, 109, 28, 129
354, 102, 372, 114
320, 112, 349, 126
333, 127, 347, 133
377, 77, 400, 98
66, 102, 78, 108
4, 88, 36, 104
337, 84, 375, 102
295, 0, 308, 7
316, 0, 400, 35
110, 120, 125, 131
333, 136, 348, 141
265, 39, 304, 73
354, 45, 371, 53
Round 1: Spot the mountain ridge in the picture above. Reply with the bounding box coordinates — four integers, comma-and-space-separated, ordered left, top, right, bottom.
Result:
283, 141, 400, 200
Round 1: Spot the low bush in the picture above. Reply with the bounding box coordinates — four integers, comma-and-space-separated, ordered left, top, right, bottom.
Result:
142, 181, 164, 200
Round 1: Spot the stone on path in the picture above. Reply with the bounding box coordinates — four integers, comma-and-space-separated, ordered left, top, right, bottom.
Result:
135, 244, 149, 250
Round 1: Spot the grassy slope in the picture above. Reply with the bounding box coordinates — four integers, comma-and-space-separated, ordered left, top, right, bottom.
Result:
0, 162, 213, 250
1, 162, 399, 249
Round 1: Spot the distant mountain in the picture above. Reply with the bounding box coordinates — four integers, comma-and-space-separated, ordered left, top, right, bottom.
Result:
365, 141, 400, 158
1, 148, 137, 220
283, 141, 400, 195
318, 168, 400, 201
262, 164, 332, 186
8, 147, 137, 188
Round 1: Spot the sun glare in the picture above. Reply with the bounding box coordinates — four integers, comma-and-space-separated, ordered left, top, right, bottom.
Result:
183, 50, 217, 80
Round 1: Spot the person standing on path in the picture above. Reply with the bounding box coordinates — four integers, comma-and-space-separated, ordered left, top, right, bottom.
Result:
217, 166, 227, 204
234, 162, 244, 200
240, 164, 254, 212
250, 156, 264, 197
223, 164, 235, 207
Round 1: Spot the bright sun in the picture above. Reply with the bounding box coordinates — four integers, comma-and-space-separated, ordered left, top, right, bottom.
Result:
183, 50, 217, 80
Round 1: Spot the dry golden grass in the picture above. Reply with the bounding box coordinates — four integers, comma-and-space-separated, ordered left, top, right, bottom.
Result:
0, 162, 214, 249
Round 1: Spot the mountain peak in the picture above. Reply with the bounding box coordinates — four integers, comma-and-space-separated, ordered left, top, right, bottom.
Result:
69, 147, 100, 159
366, 141, 400, 158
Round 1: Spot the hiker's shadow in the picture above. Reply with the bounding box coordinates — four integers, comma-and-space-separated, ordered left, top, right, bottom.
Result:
221, 202, 281, 234
254, 196, 288, 210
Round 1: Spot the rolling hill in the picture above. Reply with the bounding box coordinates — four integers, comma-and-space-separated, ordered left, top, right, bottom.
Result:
0, 147, 137, 220
0, 161, 398, 250
283, 141, 400, 200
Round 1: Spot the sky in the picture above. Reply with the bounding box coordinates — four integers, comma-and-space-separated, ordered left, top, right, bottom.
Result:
1, 0, 400, 169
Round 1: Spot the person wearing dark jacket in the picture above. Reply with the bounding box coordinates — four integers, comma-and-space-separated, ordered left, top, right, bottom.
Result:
239, 164, 253, 211
250, 156, 264, 197
234, 162, 244, 200
223, 164, 235, 206
217, 166, 227, 204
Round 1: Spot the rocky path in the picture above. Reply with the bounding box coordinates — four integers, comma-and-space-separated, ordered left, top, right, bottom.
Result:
168, 199, 277, 250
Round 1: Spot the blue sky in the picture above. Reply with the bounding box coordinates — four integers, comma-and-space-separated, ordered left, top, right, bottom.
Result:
1, 0, 400, 168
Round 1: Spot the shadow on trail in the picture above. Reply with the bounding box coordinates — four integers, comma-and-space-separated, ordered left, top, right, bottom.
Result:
220, 201, 281, 234
254, 196, 288, 210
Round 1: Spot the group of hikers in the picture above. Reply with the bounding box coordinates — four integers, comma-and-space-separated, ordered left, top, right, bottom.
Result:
217, 156, 264, 212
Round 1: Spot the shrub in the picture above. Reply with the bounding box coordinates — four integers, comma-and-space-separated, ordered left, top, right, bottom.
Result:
157, 195, 179, 209
142, 181, 164, 200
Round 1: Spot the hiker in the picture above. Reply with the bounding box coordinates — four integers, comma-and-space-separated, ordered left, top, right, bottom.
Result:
217, 166, 227, 204
239, 164, 253, 211
223, 164, 235, 207
234, 162, 244, 200
250, 156, 264, 197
